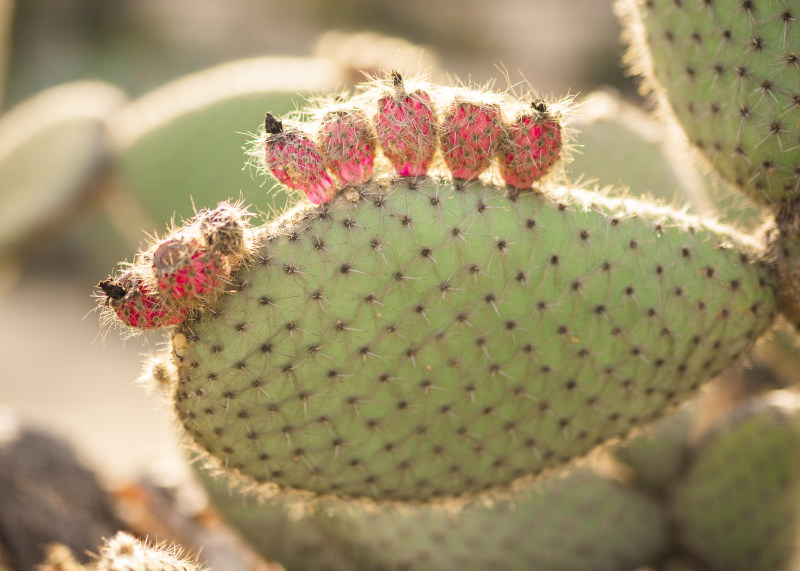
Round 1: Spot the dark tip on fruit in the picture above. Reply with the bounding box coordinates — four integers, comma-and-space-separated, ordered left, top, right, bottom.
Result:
390, 69, 403, 86
264, 112, 283, 135
98, 278, 126, 301
531, 99, 547, 114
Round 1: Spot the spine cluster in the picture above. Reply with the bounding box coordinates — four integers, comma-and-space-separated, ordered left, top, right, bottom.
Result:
96, 201, 252, 331
259, 72, 564, 204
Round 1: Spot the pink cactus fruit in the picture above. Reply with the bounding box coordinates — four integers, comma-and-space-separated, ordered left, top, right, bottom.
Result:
98, 271, 186, 329
152, 235, 228, 302
197, 202, 251, 259
440, 98, 502, 181
318, 107, 376, 186
498, 99, 562, 189
263, 112, 336, 205
374, 71, 438, 177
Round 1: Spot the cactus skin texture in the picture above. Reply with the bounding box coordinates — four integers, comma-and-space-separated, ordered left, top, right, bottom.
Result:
171, 177, 776, 502
200, 466, 666, 571
374, 71, 438, 177
619, 0, 800, 206
671, 391, 800, 571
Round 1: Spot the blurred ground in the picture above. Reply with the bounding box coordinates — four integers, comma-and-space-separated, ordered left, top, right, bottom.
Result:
0, 278, 188, 488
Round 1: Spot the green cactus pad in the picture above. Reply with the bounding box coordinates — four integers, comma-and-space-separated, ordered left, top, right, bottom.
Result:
320, 469, 666, 571
172, 178, 776, 501
620, 0, 800, 206
671, 391, 800, 571
201, 466, 666, 571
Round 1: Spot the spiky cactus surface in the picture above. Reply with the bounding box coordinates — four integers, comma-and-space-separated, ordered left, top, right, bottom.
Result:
619, 0, 800, 207
169, 177, 775, 501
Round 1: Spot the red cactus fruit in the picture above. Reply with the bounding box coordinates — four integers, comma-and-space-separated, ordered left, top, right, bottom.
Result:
440, 99, 502, 181
197, 202, 251, 258
98, 272, 186, 329
263, 112, 336, 205
318, 107, 376, 186
374, 71, 438, 177
152, 236, 228, 301
498, 100, 562, 189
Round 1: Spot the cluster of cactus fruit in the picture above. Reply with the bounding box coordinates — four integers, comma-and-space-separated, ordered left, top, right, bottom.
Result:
97, 202, 252, 330
260, 70, 563, 205
88, 0, 800, 567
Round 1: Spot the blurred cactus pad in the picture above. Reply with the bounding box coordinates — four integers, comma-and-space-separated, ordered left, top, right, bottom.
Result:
0, 81, 125, 261
200, 465, 667, 571
618, 0, 800, 207
111, 57, 344, 229
170, 177, 777, 502
671, 391, 800, 570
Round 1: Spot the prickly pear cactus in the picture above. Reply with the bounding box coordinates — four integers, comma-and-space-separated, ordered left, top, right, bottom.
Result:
168, 177, 776, 501
671, 391, 800, 571
200, 465, 667, 571
97, 73, 782, 503
618, 0, 800, 207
